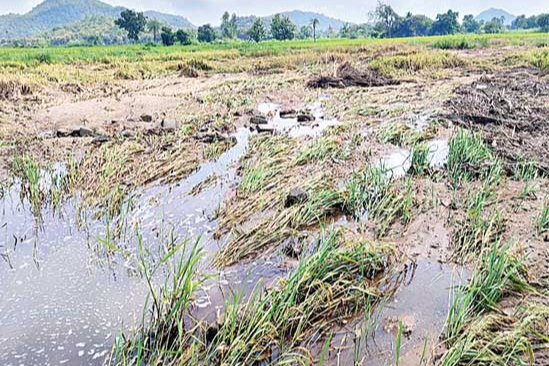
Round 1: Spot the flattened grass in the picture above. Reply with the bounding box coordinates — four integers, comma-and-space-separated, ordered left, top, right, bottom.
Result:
112, 230, 399, 366
439, 241, 547, 366
448, 128, 503, 187
342, 165, 414, 237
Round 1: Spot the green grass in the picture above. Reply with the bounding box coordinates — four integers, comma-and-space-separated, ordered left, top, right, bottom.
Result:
377, 121, 426, 147
448, 128, 502, 187
451, 182, 506, 262
444, 241, 529, 342
215, 176, 343, 266
514, 160, 539, 199
110, 237, 204, 365
536, 201, 549, 237
11, 153, 67, 216
439, 241, 547, 366
294, 136, 347, 165
113, 230, 398, 365
239, 135, 294, 194
432, 38, 475, 50
409, 143, 430, 176
342, 165, 414, 237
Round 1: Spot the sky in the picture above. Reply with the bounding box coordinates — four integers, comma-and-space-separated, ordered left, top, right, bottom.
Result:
1, 0, 547, 25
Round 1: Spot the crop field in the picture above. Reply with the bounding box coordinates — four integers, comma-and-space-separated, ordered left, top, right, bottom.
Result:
0, 32, 548, 366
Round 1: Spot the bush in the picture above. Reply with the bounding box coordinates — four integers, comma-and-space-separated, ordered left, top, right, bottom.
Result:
160, 27, 175, 46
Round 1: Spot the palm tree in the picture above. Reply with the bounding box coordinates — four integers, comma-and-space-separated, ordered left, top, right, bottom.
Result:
147, 19, 162, 42
311, 18, 320, 42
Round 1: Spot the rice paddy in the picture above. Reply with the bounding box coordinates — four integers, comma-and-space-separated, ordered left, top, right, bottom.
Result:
0, 31, 548, 366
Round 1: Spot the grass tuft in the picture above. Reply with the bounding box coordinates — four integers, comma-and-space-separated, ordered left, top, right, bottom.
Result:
448, 128, 502, 187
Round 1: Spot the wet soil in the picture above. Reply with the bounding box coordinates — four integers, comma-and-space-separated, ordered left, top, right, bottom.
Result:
1, 45, 548, 366
447, 68, 549, 173
308, 62, 400, 89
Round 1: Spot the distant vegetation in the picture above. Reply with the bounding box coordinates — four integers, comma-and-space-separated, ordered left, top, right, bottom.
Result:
1, 0, 549, 47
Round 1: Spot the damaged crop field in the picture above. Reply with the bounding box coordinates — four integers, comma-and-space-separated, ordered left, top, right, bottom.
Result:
0, 32, 548, 366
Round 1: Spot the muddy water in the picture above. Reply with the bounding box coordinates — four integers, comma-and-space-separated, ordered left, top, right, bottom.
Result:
327, 260, 467, 365
0, 100, 339, 366
0, 100, 450, 366
0, 185, 150, 365
257, 101, 340, 137
0, 128, 261, 366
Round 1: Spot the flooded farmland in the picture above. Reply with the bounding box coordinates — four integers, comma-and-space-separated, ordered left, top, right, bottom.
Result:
0, 33, 548, 366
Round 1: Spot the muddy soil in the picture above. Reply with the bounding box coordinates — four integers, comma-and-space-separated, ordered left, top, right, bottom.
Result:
0, 44, 548, 366
447, 68, 549, 173
308, 62, 400, 88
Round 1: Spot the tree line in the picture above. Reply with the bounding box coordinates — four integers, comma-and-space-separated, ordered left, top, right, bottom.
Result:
114, 4, 549, 46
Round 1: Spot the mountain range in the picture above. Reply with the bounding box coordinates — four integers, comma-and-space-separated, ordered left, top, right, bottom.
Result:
0, 0, 194, 40
475, 8, 517, 26
0, 1, 523, 43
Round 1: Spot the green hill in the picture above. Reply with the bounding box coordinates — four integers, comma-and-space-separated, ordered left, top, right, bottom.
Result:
0, 0, 194, 41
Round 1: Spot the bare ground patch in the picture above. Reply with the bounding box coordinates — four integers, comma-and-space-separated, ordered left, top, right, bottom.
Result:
447, 68, 549, 174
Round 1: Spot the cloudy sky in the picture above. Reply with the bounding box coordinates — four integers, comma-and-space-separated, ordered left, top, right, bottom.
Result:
2, 0, 546, 25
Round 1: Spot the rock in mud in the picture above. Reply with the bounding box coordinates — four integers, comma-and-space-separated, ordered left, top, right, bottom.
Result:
77, 126, 94, 137
255, 124, 275, 134
285, 187, 308, 207
92, 135, 110, 144
140, 114, 153, 123
56, 126, 94, 138
195, 131, 236, 144
161, 119, 180, 131
308, 62, 400, 89
121, 129, 135, 138
297, 112, 315, 123
279, 109, 298, 119
250, 115, 268, 125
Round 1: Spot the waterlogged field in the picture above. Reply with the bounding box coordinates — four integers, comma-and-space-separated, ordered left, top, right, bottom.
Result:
0, 32, 548, 366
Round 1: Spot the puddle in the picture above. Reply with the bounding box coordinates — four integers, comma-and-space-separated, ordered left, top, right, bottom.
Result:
377, 138, 449, 179
257, 102, 279, 115
324, 260, 467, 365
258, 101, 340, 138
377, 149, 411, 179
0, 127, 280, 366
427, 139, 449, 169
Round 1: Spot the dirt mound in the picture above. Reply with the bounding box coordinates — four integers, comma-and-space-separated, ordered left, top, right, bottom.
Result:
447, 69, 549, 174
0, 79, 33, 100
308, 62, 400, 89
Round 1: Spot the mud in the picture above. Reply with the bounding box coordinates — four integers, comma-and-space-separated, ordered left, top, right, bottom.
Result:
308, 62, 400, 89
447, 68, 549, 173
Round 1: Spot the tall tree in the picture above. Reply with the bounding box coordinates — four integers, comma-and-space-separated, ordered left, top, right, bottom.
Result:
299, 25, 313, 39
147, 19, 162, 42
311, 18, 320, 42
221, 11, 238, 39
271, 14, 296, 41
197, 24, 217, 43
160, 26, 175, 46
463, 15, 481, 33
249, 18, 266, 42
538, 14, 549, 32
115, 10, 147, 42
175, 29, 193, 45
371, 1, 400, 38
431, 10, 461, 35
396, 13, 432, 37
